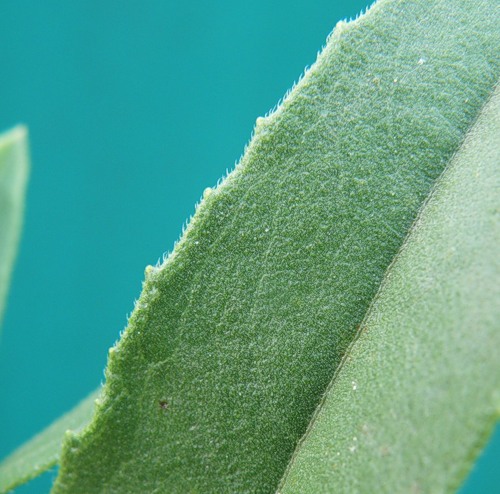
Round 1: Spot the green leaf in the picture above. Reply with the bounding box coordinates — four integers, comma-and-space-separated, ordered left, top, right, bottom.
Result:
3, 0, 499, 491
0, 390, 100, 493
277, 82, 500, 494
0, 125, 29, 330
49, 1, 499, 492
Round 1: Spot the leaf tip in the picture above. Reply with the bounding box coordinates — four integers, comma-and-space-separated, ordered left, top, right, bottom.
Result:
0, 124, 28, 146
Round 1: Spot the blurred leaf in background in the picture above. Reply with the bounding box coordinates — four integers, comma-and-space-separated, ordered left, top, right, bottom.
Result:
0, 126, 28, 330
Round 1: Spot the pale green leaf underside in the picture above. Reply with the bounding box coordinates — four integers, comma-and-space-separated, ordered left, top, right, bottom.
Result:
278, 83, 500, 494
2, 0, 499, 492
0, 390, 99, 493
0, 126, 29, 330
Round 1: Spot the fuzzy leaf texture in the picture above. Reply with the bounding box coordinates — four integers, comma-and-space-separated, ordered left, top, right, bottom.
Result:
277, 82, 500, 494
1, 0, 499, 492
0, 126, 28, 330
52, 0, 499, 491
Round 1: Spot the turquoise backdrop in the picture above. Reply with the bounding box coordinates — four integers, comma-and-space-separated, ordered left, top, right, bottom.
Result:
0, 1, 498, 492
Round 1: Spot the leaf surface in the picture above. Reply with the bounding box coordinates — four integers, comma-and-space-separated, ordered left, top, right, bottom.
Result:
0, 391, 99, 493
51, 1, 499, 492
3, 0, 500, 492
0, 126, 29, 330
278, 82, 500, 494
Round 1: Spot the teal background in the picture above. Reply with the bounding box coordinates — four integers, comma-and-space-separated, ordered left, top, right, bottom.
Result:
0, 2, 497, 492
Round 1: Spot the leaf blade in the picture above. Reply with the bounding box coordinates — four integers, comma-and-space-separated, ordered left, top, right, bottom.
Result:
51, 1, 500, 492
0, 2, 496, 494
278, 83, 500, 494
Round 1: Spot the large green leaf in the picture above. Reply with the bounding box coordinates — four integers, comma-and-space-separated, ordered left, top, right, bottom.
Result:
1, 0, 498, 492
50, 1, 499, 492
278, 83, 500, 494
0, 126, 29, 330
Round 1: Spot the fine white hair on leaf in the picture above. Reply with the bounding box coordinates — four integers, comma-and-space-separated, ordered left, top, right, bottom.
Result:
144, 3, 376, 279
